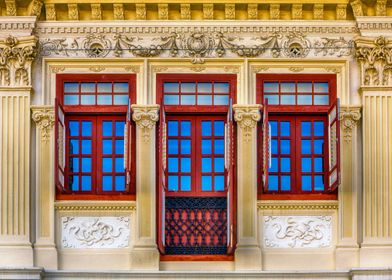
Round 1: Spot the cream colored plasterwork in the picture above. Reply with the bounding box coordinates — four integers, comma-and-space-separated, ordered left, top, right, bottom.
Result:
340, 106, 361, 143
31, 106, 55, 143
233, 105, 261, 142
131, 105, 159, 143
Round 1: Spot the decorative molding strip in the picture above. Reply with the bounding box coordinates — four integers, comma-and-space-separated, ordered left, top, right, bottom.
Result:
233, 105, 261, 142
314, 37, 354, 57
340, 106, 361, 143
55, 205, 136, 211
258, 200, 339, 210
31, 106, 55, 143
131, 105, 160, 143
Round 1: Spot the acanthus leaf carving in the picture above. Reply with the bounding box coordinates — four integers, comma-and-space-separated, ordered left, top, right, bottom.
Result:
233, 105, 261, 142
31, 106, 55, 143
131, 105, 160, 143
314, 37, 354, 57
340, 106, 361, 143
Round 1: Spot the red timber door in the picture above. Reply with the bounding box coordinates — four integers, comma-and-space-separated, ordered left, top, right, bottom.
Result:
162, 114, 233, 255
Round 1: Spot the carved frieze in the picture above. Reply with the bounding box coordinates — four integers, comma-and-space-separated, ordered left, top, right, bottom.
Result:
31, 106, 55, 143
313, 4, 324, 20
68, 4, 79, 20
131, 105, 160, 143
314, 37, 354, 57
340, 106, 361, 143
233, 105, 261, 142
263, 216, 332, 248
203, 4, 214, 20
61, 216, 130, 249
248, 4, 258, 20
45, 4, 56, 21
113, 4, 124, 20
181, 4, 191, 20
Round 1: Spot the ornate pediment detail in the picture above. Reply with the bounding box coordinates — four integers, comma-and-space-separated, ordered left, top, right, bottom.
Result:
340, 106, 361, 143
355, 36, 392, 86
131, 105, 160, 143
31, 106, 55, 143
0, 35, 37, 87
233, 105, 261, 142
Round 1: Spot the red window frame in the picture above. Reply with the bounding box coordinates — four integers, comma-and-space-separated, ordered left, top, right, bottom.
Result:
256, 74, 337, 200
56, 74, 136, 200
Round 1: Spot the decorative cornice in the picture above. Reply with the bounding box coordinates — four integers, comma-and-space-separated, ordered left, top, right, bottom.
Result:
340, 106, 361, 143
233, 105, 261, 142
131, 105, 160, 143
258, 200, 339, 210
31, 106, 55, 143
55, 205, 136, 211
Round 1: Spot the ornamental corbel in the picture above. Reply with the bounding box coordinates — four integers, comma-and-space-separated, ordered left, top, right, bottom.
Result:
31, 106, 55, 143
131, 105, 160, 143
340, 106, 361, 143
233, 105, 262, 142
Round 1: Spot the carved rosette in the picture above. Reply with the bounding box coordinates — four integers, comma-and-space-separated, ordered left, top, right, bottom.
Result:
233, 105, 261, 142
31, 106, 55, 143
131, 105, 160, 143
340, 106, 361, 143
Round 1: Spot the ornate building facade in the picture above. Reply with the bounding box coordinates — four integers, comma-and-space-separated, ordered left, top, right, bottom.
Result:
0, 0, 391, 278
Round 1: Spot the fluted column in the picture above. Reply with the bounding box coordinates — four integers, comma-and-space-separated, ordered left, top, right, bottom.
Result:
130, 105, 160, 270
233, 105, 262, 270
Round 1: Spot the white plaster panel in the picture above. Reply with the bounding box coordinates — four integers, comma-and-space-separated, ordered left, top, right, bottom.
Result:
61, 217, 130, 249
263, 216, 332, 248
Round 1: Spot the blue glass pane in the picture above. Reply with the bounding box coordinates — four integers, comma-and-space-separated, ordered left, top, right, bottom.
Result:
214, 121, 224, 136
202, 121, 212, 136
281, 176, 291, 191
102, 140, 112, 154
82, 121, 92, 136
280, 122, 290, 137
69, 121, 79, 136
102, 158, 112, 172
168, 140, 178, 154
64, 82, 79, 93
164, 82, 179, 92
264, 82, 279, 93
264, 95, 279, 105
298, 95, 312, 105
69, 140, 79, 154
270, 121, 278, 136
314, 121, 324, 136
168, 176, 178, 191
81, 176, 91, 191
69, 157, 79, 172
298, 82, 312, 92
214, 158, 224, 172
268, 175, 278, 191
180, 176, 191, 191
202, 140, 212, 154
301, 140, 311, 154
314, 140, 324, 154
181, 95, 196, 105
314, 157, 324, 172
114, 82, 128, 93
281, 158, 291, 172
214, 82, 229, 93
115, 158, 124, 172
301, 122, 311, 136
97, 95, 112, 105
281, 140, 290, 154
269, 157, 278, 172
181, 121, 191, 136
181, 140, 191, 154
314, 175, 325, 191
198, 83, 212, 93
314, 82, 329, 93
81, 157, 91, 172
97, 82, 112, 92
115, 121, 125, 136
103, 121, 112, 136
102, 176, 112, 191
281, 82, 295, 92
214, 140, 224, 154
164, 95, 179, 105
198, 95, 212, 105
181, 158, 191, 172
168, 121, 178, 136
202, 157, 212, 172
115, 140, 124, 155
64, 95, 78, 105
314, 95, 329, 105
81, 82, 95, 92
271, 140, 278, 154
181, 82, 196, 93
281, 95, 295, 105
214, 95, 229, 105
302, 175, 312, 191
302, 158, 312, 172
81, 95, 95, 105
202, 176, 212, 191
81, 140, 92, 154
69, 175, 79, 191
214, 176, 224, 191
168, 158, 178, 172
114, 95, 128, 105
115, 176, 125, 191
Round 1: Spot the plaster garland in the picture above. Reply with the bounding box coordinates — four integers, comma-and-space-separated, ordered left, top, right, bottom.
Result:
31, 106, 55, 143
340, 106, 361, 143
233, 105, 262, 142
131, 105, 160, 143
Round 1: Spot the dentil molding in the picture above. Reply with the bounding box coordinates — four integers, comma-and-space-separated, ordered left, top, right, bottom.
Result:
340, 106, 361, 143
233, 105, 262, 142
131, 105, 159, 143
31, 106, 55, 143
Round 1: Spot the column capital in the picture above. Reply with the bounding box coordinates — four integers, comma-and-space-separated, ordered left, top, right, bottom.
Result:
233, 105, 262, 142
340, 105, 361, 143
131, 105, 160, 143
31, 106, 55, 143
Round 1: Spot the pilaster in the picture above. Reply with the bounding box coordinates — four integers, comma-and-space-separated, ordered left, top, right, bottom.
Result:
130, 105, 160, 270
233, 105, 262, 270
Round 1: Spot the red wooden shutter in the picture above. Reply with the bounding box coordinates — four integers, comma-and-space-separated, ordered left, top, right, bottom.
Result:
262, 100, 270, 192
328, 98, 340, 192
55, 98, 66, 193
157, 103, 167, 254
124, 99, 132, 191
